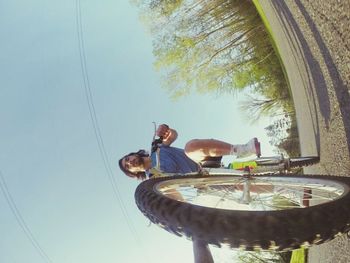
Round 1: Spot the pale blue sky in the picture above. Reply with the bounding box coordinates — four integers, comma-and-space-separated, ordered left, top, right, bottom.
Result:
0, 1, 276, 262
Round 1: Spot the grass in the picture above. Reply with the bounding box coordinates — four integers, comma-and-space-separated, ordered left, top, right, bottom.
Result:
251, 0, 290, 91
290, 248, 307, 263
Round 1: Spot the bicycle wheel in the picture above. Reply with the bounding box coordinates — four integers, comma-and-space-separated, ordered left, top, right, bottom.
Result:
289, 156, 320, 168
135, 173, 350, 251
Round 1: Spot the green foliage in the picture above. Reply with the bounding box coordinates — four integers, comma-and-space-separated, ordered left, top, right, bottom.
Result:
132, 0, 287, 99
132, 0, 183, 17
237, 250, 292, 263
276, 117, 300, 157
264, 114, 300, 156
240, 95, 286, 123
133, 0, 298, 154
271, 195, 300, 209
290, 248, 307, 263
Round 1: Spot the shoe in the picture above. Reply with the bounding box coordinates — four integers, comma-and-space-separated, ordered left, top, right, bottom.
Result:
236, 138, 261, 158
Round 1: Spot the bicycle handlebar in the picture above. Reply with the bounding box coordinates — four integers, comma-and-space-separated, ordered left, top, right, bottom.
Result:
151, 122, 168, 153
151, 137, 163, 153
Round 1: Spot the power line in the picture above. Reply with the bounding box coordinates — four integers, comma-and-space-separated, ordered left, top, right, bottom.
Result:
75, 0, 143, 246
0, 171, 53, 263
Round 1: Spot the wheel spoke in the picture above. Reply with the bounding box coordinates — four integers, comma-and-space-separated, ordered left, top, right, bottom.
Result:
156, 176, 346, 211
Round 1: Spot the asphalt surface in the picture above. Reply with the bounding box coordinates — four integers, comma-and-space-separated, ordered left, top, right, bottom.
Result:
257, 1, 350, 262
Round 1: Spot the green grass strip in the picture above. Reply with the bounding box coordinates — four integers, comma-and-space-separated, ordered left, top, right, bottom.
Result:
290, 248, 306, 263
251, 0, 290, 90
252, 0, 273, 41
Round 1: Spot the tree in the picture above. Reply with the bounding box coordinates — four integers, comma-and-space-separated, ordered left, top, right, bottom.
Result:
132, 0, 287, 99
236, 250, 291, 263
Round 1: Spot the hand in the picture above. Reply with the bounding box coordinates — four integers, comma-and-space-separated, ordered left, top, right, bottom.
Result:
156, 124, 171, 141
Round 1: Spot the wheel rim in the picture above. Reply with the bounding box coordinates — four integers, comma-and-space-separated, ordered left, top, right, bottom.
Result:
155, 176, 348, 211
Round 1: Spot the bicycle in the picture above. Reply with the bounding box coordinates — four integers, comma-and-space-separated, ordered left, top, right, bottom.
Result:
135, 130, 350, 252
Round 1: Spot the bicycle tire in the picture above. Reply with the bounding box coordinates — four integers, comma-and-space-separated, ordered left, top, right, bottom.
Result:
135, 173, 350, 251
289, 156, 320, 168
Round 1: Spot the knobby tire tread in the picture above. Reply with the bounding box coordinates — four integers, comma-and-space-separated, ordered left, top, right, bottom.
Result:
289, 156, 320, 168
135, 173, 350, 251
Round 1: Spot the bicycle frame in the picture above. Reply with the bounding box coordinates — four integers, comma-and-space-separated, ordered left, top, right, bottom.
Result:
182, 155, 289, 177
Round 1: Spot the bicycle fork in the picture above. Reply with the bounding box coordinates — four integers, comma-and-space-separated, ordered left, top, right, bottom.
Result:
240, 179, 252, 204
239, 167, 253, 204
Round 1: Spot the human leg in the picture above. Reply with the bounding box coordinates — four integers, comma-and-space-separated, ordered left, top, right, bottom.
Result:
184, 138, 260, 162
184, 139, 231, 162
233, 138, 261, 158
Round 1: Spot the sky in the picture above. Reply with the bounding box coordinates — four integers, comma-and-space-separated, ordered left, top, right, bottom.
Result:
0, 1, 276, 262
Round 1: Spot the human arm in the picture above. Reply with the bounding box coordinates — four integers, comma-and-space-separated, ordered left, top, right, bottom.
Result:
156, 124, 178, 146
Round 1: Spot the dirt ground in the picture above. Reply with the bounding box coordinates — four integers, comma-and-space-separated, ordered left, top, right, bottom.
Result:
257, 0, 350, 262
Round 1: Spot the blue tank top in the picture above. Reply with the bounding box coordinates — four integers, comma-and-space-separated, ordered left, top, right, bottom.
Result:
151, 145, 199, 174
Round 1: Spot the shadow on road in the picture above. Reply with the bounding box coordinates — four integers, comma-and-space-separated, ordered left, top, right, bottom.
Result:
293, 0, 350, 154
271, 0, 350, 155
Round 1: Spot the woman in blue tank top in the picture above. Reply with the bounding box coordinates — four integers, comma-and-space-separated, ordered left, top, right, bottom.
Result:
119, 124, 260, 180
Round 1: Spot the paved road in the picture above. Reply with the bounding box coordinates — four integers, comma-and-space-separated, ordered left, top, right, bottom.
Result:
257, 1, 350, 262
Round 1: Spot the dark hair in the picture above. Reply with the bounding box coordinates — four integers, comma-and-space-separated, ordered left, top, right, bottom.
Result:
118, 150, 149, 180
